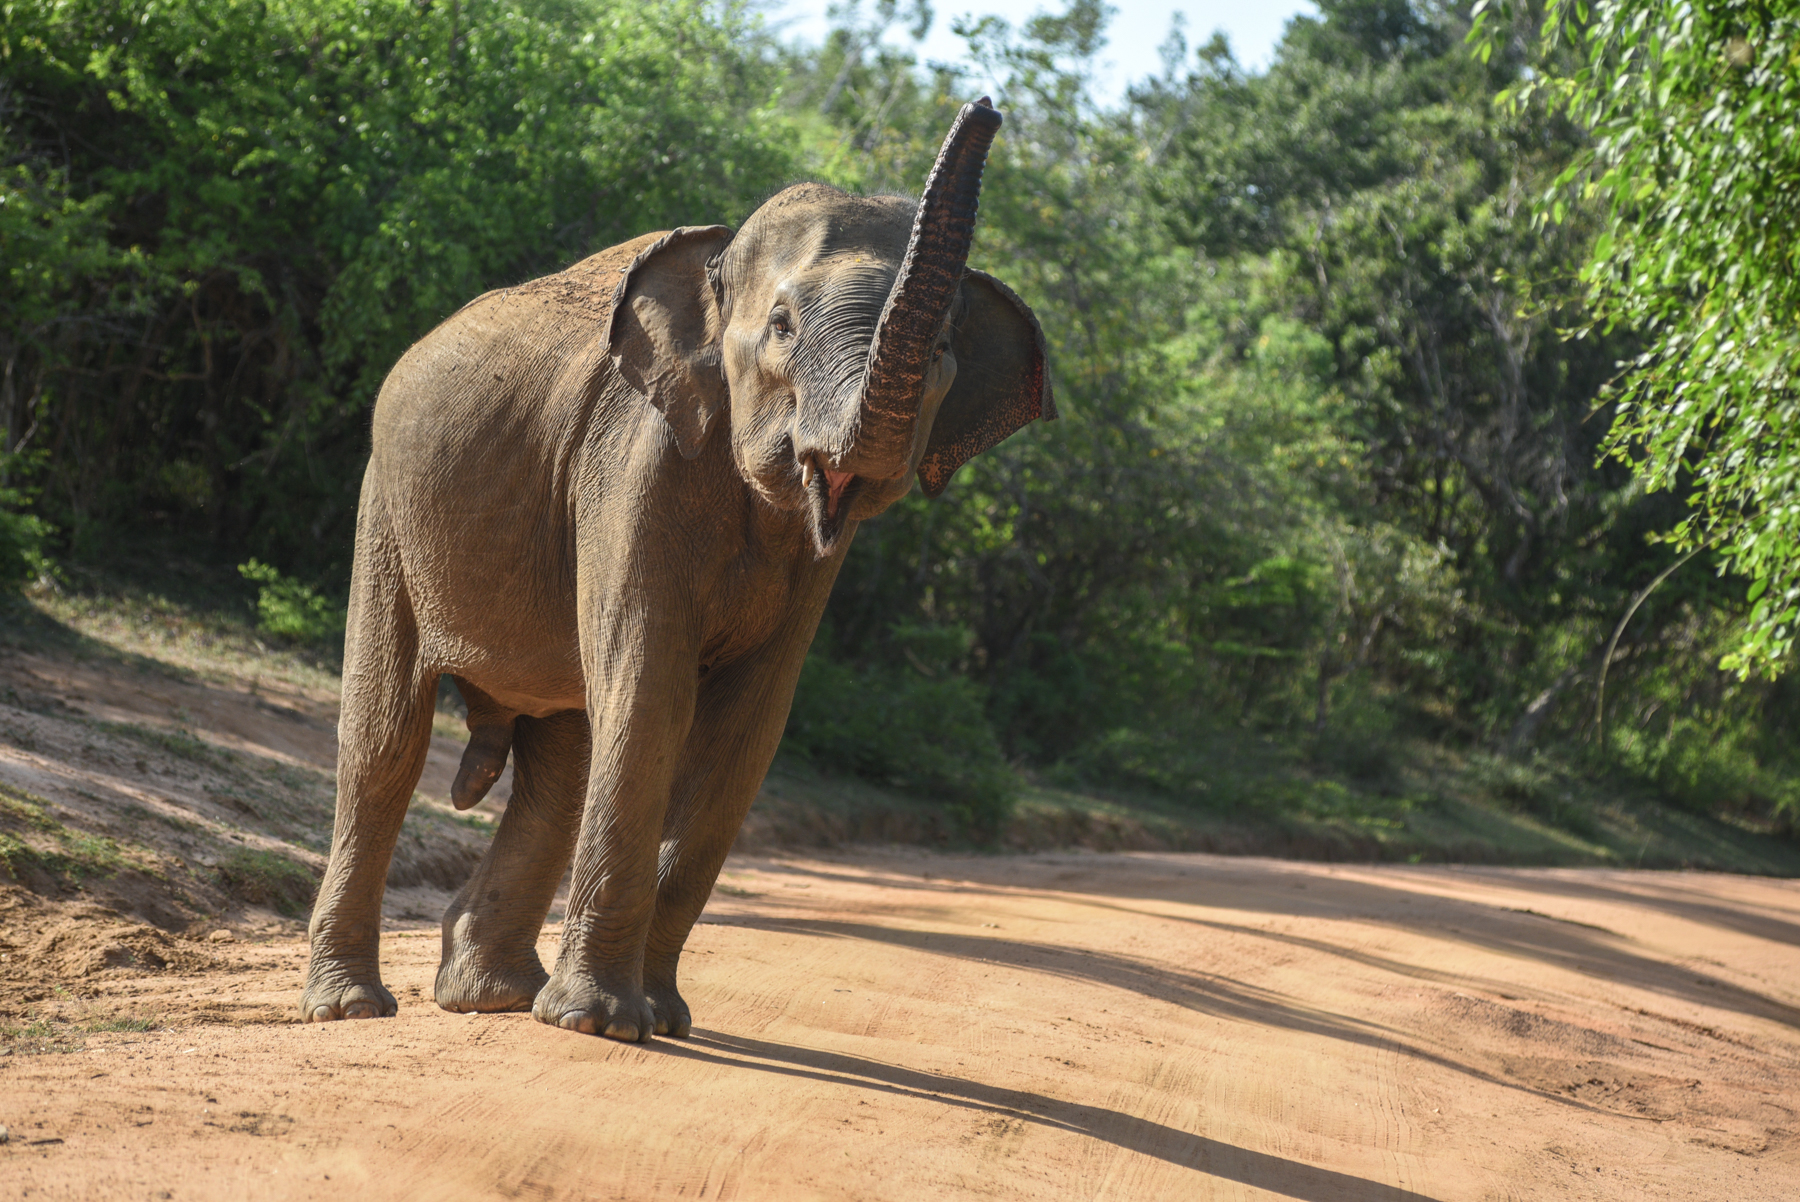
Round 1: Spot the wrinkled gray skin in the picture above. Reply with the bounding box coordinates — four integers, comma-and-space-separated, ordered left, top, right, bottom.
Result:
300, 115, 1052, 1041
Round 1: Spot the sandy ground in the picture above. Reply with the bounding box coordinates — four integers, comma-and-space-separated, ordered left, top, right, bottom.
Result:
3, 609, 1800, 1198
2, 851, 1798, 1200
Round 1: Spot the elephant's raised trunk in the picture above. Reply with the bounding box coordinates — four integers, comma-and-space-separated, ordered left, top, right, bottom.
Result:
842, 98, 1002, 473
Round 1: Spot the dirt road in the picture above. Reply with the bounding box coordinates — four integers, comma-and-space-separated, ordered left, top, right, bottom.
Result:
2, 603, 1799, 1198
5, 849, 1799, 1200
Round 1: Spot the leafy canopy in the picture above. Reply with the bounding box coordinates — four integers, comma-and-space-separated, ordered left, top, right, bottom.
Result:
1, 0, 799, 567
1478, 0, 1800, 677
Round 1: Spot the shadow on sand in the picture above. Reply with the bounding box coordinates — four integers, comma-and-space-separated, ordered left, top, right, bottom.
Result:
658, 1031, 1444, 1202
718, 912, 1705, 1118
746, 857, 1800, 1036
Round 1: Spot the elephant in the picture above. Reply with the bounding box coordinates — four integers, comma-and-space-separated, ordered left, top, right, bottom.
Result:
300, 98, 1053, 1041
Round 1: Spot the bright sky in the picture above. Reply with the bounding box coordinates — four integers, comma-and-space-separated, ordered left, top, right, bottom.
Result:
763, 1, 1321, 103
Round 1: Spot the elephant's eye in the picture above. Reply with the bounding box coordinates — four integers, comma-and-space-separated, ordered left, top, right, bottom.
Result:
932, 341, 949, 361
770, 311, 793, 338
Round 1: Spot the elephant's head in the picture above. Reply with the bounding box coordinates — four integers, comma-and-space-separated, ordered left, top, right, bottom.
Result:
607, 98, 1055, 556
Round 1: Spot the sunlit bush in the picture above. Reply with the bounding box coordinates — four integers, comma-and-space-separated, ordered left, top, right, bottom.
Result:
238, 559, 343, 644
0, 487, 51, 592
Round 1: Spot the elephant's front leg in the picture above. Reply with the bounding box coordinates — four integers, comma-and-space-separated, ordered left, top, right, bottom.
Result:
642, 620, 824, 1037
532, 614, 699, 1042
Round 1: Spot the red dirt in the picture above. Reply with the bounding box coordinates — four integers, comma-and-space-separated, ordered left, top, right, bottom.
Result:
2, 853, 1798, 1199
2, 617, 1799, 1199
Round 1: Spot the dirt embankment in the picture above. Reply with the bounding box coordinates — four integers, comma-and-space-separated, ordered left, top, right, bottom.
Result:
2, 606, 1799, 1199
0, 619, 501, 969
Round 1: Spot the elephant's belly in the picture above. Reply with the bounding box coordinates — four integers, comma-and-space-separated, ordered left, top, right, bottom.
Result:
457, 671, 587, 720
381, 460, 590, 715
414, 597, 587, 719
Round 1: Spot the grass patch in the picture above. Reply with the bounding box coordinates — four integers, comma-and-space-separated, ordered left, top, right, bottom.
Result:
100, 717, 331, 838
758, 759, 967, 847
0, 1016, 78, 1055
118, 802, 202, 834
111, 721, 231, 767
259, 760, 325, 794
81, 1014, 158, 1034
0, 784, 59, 832
1, 1006, 161, 1054
3, 539, 344, 698
206, 786, 262, 818
0, 783, 157, 881
213, 848, 317, 916
0, 828, 147, 881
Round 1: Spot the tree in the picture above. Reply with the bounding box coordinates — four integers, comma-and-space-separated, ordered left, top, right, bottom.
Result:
1485, 0, 1800, 678
0, 0, 799, 570
1146, 0, 1651, 739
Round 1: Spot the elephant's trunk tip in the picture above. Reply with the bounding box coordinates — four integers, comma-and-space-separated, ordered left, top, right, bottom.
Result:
849, 97, 1004, 472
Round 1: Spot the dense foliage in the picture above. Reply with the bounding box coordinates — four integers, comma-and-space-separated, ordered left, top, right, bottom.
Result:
1, 0, 797, 572
786, 0, 1800, 828
4, 0, 1798, 836
1480, 0, 1800, 680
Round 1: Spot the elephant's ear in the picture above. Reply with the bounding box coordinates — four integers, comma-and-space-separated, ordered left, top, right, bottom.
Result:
917, 270, 1056, 498
608, 225, 734, 459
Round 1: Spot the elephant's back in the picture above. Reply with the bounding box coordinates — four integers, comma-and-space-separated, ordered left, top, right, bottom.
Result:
359, 234, 666, 690
369, 233, 663, 471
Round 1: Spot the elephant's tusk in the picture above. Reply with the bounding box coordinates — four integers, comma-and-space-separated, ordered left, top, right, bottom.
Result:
800, 460, 815, 489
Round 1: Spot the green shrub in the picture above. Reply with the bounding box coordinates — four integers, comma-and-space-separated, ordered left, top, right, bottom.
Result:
1052, 728, 1219, 799
1309, 684, 1402, 785
239, 559, 344, 643
0, 487, 51, 591
1464, 754, 1604, 841
4, 0, 802, 574
1609, 715, 1800, 825
783, 648, 1018, 840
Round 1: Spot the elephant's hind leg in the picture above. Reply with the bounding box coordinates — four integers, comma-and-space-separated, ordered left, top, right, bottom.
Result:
435, 709, 589, 1013
301, 533, 437, 1022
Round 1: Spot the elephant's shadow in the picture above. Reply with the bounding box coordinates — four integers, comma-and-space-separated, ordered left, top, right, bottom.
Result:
652, 1030, 1440, 1202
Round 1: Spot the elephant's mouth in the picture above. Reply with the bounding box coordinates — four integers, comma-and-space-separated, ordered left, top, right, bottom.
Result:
800, 454, 862, 556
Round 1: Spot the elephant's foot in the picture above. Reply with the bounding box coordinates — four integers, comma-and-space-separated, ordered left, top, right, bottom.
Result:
644, 973, 692, 1037
301, 958, 397, 1022
433, 948, 548, 1014
531, 967, 656, 1042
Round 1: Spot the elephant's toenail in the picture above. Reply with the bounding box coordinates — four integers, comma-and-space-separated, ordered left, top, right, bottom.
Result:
559, 1012, 597, 1034
603, 1019, 638, 1041
310, 1005, 335, 1022
345, 1001, 379, 1019
654, 1017, 670, 1035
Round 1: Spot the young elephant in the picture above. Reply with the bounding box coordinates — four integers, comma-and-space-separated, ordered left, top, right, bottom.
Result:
301, 99, 1053, 1041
